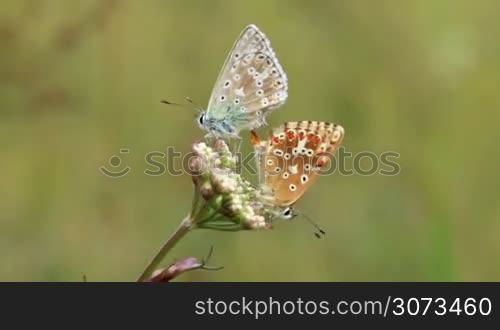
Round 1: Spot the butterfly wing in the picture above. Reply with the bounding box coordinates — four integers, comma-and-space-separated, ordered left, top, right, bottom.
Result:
259, 121, 344, 207
206, 24, 288, 134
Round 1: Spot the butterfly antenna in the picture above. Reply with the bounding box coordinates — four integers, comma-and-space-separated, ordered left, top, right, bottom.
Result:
185, 96, 202, 110
160, 99, 186, 107
299, 211, 326, 239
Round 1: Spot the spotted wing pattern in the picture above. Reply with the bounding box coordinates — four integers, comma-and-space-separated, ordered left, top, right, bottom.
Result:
255, 121, 345, 207
205, 24, 288, 134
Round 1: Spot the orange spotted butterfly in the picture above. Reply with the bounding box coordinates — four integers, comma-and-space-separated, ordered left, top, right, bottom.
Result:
252, 121, 344, 235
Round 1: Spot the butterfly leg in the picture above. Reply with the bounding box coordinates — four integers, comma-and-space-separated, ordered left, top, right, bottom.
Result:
228, 136, 243, 170
249, 130, 261, 145
232, 136, 242, 154
204, 133, 217, 147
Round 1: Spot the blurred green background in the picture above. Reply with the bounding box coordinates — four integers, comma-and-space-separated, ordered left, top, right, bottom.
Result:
1, 0, 499, 281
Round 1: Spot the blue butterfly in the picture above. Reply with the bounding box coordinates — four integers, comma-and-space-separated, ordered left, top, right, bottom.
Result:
197, 24, 288, 139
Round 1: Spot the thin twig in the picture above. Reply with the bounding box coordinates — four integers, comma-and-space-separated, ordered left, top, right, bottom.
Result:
137, 216, 193, 282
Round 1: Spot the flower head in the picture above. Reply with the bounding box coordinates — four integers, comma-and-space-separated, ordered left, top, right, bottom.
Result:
189, 140, 279, 231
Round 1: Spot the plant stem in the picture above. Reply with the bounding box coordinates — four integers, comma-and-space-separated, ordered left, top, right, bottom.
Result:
137, 216, 193, 282
190, 184, 201, 219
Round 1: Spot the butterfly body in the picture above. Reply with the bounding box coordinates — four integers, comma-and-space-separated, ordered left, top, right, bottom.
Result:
197, 103, 251, 138
200, 24, 288, 138
254, 121, 345, 214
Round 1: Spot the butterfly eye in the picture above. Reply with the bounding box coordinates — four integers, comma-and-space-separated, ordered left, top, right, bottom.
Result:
198, 114, 205, 126
281, 207, 295, 220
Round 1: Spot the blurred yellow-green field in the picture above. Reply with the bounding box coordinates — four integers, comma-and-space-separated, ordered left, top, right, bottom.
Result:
1, 0, 499, 281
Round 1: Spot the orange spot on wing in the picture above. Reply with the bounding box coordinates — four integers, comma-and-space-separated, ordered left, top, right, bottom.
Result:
316, 156, 330, 167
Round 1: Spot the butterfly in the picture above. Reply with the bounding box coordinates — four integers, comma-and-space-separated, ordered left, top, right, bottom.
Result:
252, 121, 345, 227
197, 24, 288, 139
